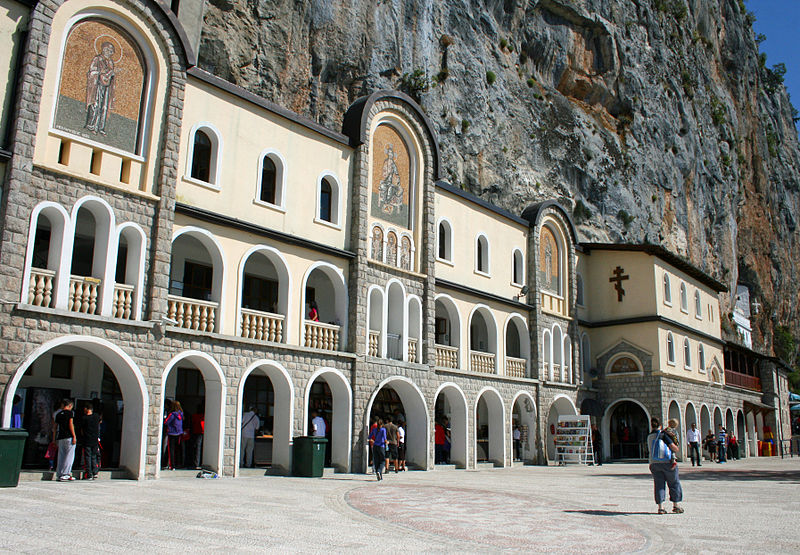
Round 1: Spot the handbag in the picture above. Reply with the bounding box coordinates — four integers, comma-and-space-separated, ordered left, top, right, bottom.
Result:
45, 442, 57, 460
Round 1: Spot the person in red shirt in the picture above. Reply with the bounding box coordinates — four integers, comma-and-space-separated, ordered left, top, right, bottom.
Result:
434, 419, 446, 464
190, 404, 205, 470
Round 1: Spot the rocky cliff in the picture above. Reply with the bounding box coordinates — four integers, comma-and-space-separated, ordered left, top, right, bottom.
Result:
197, 0, 800, 357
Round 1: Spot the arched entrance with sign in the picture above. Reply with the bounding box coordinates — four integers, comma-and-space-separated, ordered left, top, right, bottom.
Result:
603, 399, 650, 461
546, 395, 578, 461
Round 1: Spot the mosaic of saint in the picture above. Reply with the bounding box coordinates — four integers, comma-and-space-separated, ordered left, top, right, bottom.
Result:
54, 19, 145, 154
371, 124, 412, 229
609, 357, 639, 374
538, 227, 560, 293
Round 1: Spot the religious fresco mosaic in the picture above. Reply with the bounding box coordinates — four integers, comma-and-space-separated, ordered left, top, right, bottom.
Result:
538, 227, 560, 293
53, 19, 145, 154
371, 124, 412, 229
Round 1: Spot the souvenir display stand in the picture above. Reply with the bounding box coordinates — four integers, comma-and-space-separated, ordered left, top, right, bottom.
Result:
554, 415, 594, 465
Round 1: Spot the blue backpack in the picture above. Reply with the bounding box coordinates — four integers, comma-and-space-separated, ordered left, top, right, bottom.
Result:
648, 431, 672, 463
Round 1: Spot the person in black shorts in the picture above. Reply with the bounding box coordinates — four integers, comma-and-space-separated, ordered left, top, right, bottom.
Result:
78, 404, 102, 480
384, 415, 399, 473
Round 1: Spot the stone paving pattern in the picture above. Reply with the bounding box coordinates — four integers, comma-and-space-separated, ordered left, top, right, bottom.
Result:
1, 457, 798, 553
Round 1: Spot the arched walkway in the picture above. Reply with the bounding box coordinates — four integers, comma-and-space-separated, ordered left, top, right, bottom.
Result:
160, 352, 226, 475
511, 392, 537, 464
602, 399, 650, 461
737, 410, 747, 458
1, 336, 148, 479
237, 245, 292, 343
304, 368, 352, 473
433, 383, 468, 468
700, 405, 712, 459
668, 400, 682, 461
365, 377, 429, 471
474, 388, 505, 467
713, 407, 723, 432
546, 395, 577, 461
236, 360, 294, 475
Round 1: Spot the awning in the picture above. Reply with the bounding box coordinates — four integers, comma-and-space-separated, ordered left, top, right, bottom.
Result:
743, 400, 775, 413
790, 392, 800, 402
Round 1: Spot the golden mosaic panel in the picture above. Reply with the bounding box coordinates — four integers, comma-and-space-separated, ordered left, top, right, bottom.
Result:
538, 226, 560, 293
371, 124, 412, 229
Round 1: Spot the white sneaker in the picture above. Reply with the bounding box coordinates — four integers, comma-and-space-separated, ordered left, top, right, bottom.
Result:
58, 475, 76, 481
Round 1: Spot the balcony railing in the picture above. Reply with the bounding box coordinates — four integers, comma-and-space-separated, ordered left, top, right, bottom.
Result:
69, 275, 101, 315
304, 320, 340, 351
543, 363, 570, 383
408, 338, 418, 363
541, 291, 565, 315
28, 268, 56, 308
167, 295, 217, 332
470, 350, 496, 374
724, 369, 762, 392
435, 344, 458, 369
368, 330, 380, 356
112, 283, 135, 319
505, 356, 526, 378
240, 308, 284, 342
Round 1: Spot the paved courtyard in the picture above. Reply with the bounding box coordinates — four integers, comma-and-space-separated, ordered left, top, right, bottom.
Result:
1, 457, 798, 553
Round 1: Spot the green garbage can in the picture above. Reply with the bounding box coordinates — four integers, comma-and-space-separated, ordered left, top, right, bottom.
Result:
292, 436, 328, 477
0, 429, 28, 487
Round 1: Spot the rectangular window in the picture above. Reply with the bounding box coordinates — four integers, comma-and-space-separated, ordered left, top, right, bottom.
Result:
242, 274, 279, 313
182, 260, 213, 301
50, 354, 73, 379
115, 244, 128, 283
70, 235, 95, 276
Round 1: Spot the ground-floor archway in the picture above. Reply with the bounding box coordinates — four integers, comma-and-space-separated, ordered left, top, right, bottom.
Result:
236, 360, 293, 475
1, 336, 148, 479
737, 410, 747, 458
304, 368, 351, 473
159, 352, 225, 475
511, 392, 537, 464
546, 395, 578, 462
474, 388, 505, 467
603, 399, 649, 461
713, 407, 723, 433
365, 377, 429, 471
700, 405, 712, 439
433, 383, 468, 468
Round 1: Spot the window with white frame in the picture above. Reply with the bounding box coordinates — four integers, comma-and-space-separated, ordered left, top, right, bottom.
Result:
316, 174, 340, 226
512, 249, 524, 286
683, 338, 691, 369
663, 273, 672, 305
694, 290, 702, 319
187, 124, 222, 187
257, 151, 285, 208
476, 234, 489, 274
698, 344, 706, 372
437, 220, 452, 262
680, 282, 688, 312
667, 332, 675, 364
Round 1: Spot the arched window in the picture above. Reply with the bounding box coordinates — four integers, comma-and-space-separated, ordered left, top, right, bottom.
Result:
476, 233, 489, 274
694, 290, 702, 318
316, 174, 340, 226
400, 235, 412, 271
512, 249, 524, 286
191, 130, 212, 182
576, 273, 584, 306
542, 329, 552, 380
698, 344, 706, 372
259, 156, 276, 204
437, 220, 452, 262
370, 226, 384, 261
187, 124, 222, 187
683, 338, 691, 369
256, 151, 286, 208
680, 282, 688, 312
663, 274, 672, 304
386, 232, 398, 266
667, 332, 675, 364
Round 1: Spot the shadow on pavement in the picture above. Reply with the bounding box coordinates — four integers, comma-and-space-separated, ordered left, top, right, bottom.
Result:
595, 468, 800, 484
564, 509, 655, 516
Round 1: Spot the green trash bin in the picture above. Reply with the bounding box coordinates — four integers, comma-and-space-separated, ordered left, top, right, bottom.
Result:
292, 436, 328, 477
0, 429, 28, 487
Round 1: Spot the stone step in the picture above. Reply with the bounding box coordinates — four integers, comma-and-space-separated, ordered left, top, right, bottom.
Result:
433, 464, 459, 471
19, 469, 130, 482
474, 462, 497, 470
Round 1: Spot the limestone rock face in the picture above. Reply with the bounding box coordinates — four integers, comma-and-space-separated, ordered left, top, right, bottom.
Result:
197, 0, 800, 352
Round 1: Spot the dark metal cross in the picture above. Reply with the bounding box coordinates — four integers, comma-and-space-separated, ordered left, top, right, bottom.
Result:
609, 266, 629, 302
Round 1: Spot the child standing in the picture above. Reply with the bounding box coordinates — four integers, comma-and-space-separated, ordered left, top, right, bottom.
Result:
79, 404, 102, 480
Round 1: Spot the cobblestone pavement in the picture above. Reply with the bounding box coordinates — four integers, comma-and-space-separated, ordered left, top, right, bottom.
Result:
1, 457, 798, 553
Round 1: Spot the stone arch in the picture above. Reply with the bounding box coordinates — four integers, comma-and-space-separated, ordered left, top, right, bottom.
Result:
365, 376, 429, 471
236, 359, 294, 475
601, 398, 651, 461
546, 394, 578, 461
468, 304, 498, 372
668, 399, 683, 461
474, 387, 506, 467
2, 335, 148, 478
433, 382, 468, 469
367, 285, 385, 357
510, 391, 537, 463
700, 404, 712, 438
303, 367, 352, 473
434, 294, 461, 368
385, 278, 407, 361
407, 295, 422, 363
159, 351, 226, 475
22, 201, 71, 309
236, 245, 293, 343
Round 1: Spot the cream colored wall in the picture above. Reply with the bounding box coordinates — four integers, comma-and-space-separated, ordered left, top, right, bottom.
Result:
172, 214, 349, 345
0, 0, 28, 145
580, 251, 656, 322
434, 189, 528, 299
656, 324, 721, 383
31, 0, 170, 197
587, 322, 660, 374
654, 259, 722, 339
441, 289, 529, 376
177, 79, 353, 251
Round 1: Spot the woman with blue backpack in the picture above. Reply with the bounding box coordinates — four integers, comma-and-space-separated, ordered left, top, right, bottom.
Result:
647, 417, 684, 514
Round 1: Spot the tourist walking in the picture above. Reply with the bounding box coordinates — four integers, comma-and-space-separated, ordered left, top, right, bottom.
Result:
704, 430, 716, 463
384, 416, 399, 473
369, 417, 387, 480
164, 401, 184, 470
647, 417, 683, 514
240, 406, 260, 468
53, 399, 76, 481
717, 425, 727, 463
686, 422, 701, 466
78, 404, 102, 480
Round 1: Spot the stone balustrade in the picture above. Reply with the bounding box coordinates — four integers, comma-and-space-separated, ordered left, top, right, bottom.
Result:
505, 356, 526, 378
240, 308, 284, 342
69, 275, 101, 315
408, 337, 418, 363
167, 295, 217, 332
304, 320, 340, 351
112, 283, 135, 319
435, 344, 458, 369
368, 330, 380, 356
541, 291, 565, 315
28, 268, 56, 308
470, 350, 496, 373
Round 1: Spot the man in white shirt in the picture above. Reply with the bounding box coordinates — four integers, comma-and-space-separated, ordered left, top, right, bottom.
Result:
686, 422, 701, 467
311, 410, 326, 438
240, 406, 260, 468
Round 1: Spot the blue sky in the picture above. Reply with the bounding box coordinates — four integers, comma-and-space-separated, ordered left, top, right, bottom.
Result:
747, 1, 800, 130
